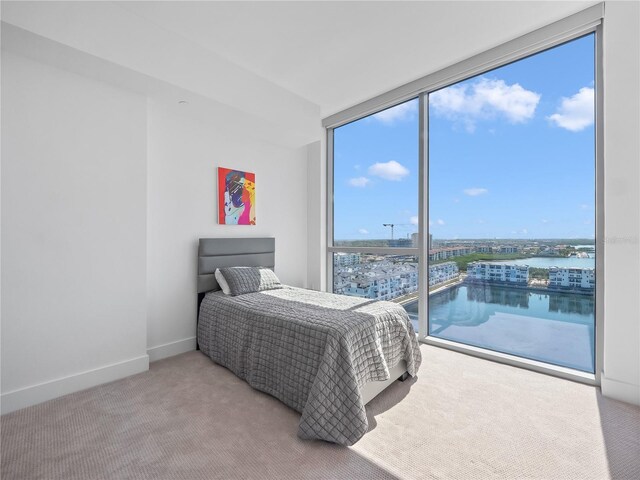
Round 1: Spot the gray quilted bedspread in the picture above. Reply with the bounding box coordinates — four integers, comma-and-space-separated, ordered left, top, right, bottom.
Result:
197, 286, 421, 446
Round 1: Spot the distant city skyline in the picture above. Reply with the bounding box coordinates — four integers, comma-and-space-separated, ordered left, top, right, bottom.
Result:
333, 34, 595, 242
335, 236, 596, 241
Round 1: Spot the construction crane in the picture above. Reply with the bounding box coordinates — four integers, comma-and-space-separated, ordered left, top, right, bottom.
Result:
382, 223, 412, 240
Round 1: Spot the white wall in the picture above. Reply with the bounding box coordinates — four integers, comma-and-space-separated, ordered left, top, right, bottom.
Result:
306, 138, 326, 292
307, 1, 640, 406
146, 102, 309, 361
600, 0, 640, 406
0, 50, 312, 411
1, 52, 149, 413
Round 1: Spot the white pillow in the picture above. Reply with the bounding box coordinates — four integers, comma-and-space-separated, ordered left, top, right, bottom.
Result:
214, 268, 231, 295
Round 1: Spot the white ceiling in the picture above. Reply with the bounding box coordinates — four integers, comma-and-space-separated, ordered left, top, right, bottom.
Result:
2, 1, 598, 146
117, 1, 597, 117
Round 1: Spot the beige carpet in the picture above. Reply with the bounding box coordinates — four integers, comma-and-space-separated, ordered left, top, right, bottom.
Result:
2, 345, 639, 480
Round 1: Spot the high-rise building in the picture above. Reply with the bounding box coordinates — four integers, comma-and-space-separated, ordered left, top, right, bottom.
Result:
411, 232, 419, 247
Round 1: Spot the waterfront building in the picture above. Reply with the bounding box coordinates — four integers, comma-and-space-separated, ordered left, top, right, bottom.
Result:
539, 246, 556, 255
428, 246, 474, 262
339, 262, 418, 301
429, 261, 459, 287
333, 252, 361, 267
548, 267, 595, 290
499, 245, 519, 254
467, 262, 529, 284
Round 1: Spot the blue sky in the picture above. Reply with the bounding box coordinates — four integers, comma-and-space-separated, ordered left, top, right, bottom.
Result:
333, 34, 595, 241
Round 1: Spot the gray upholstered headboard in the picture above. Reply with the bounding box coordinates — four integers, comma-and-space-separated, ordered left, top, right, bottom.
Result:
197, 237, 275, 294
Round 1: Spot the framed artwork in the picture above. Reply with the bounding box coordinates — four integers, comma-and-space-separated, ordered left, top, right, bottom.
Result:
217, 167, 256, 225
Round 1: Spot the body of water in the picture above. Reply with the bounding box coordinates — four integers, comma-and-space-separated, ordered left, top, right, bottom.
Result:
492, 256, 595, 269
404, 284, 595, 372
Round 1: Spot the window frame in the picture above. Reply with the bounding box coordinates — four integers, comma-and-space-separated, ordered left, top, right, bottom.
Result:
327, 109, 422, 314
325, 4, 604, 386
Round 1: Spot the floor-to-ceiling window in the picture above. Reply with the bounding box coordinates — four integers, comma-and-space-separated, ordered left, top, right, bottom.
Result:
326, 12, 601, 381
330, 98, 420, 331
428, 34, 596, 373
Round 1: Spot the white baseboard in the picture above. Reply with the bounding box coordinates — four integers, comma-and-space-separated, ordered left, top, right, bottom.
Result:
1, 355, 149, 415
147, 336, 197, 363
601, 374, 640, 406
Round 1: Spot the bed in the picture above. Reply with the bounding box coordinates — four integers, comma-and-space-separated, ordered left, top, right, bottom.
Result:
196, 237, 421, 445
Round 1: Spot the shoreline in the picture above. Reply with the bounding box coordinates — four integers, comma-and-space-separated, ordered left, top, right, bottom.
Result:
430, 279, 595, 297
396, 276, 594, 308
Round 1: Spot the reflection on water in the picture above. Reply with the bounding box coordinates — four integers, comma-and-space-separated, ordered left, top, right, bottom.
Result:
549, 294, 595, 315
465, 284, 530, 308
406, 284, 595, 373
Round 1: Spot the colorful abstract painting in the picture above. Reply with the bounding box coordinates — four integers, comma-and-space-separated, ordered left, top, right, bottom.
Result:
217, 167, 256, 225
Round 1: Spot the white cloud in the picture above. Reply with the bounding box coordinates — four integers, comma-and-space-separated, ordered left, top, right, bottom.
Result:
548, 87, 594, 132
358, 228, 369, 234
521, 228, 528, 235
430, 77, 540, 131
541, 219, 550, 224
410, 216, 419, 225
437, 219, 445, 226
463, 187, 488, 196
373, 100, 417, 124
348, 176, 370, 187
368, 160, 409, 181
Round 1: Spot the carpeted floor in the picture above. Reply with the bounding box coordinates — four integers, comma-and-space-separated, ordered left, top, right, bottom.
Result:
2, 345, 639, 479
